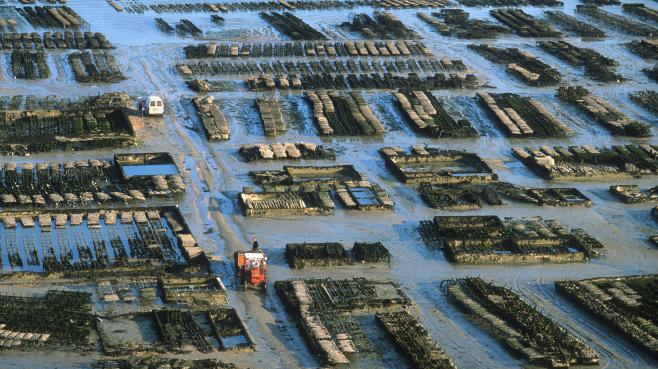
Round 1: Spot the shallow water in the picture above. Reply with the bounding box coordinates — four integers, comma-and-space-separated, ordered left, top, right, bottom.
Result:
121, 163, 180, 176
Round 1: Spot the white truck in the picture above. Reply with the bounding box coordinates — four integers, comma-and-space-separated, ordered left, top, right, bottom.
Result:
142, 96, 164, 116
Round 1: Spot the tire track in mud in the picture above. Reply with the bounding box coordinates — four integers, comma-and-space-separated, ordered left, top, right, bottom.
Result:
198, 149, 322, 369
97, 68, 279, 366
138, 56, 160, 93
49, 54, 65, 82
163, 93, 320, 368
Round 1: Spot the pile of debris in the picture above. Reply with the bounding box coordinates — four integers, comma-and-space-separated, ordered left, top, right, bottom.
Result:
1, 95, 72, 111
15, 6, 84, 28
644, 64, 658, 82
629, 90, 658, 114
249, 164, 364, 187
192, 95, 230, 140
418, 182, 487, 210
153, 309, 213, 353
239, 142, 335, 161
306, 90, 384, 136
0, 17, 19, 31
352, 242, 390, 264
555, 275, 658, 357
69, 51, 126, 83
490, 8, 561, 37
422, 215, 603, 263
183, 40, 432, 58
577, 5, 658, 37
92, 273, 244, 356
208, 308, 254, 350
107, 0, 126, 12
343, 12, 419, 39
581, 0, 619, 4
285, 241, 391, 268
446, 278, 599, 368
377, 311, 457, 369
246, 72, 477, 91
93, 358, 238, 369
538, 41, 623, 82
175, 19, 202, 36
457, 0, 561, 5
178, 56, 454, 78
0, 91, 133, 112
544, 10, 605, 38
609, 185, 658, 203
0, 290, 93, 350
155, 18, 174, 33
10, 50, 49, 79
260, 11, 326, 40
239, 188, 335, 216
256, 98, 286, 136
380, 146, 496, 184
99, 307, 243, 355
0, 207, 209, 275
469, 44, 561, 86
418, 10, 511, 39
0, 93, 136, 154
558, 86, 651, 137
623, 3, 658, 24
241, 165, 394, 216
0, 154, 184, 208
477, 92, 572, 137
285, 242, 351, 268
159, 276, 228, 307
395, 90, 477, 138
275, 277, 412, 365
629, 38, 658, 60
513, 144, 658, 179
0, 96, 26, 111
149, 0, 451, 13
0, 31, 112, 49
417, 182, 592, 210
95, 280, 158, 305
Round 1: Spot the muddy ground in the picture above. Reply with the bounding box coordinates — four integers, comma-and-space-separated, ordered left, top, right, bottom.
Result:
0, 0, 657, 368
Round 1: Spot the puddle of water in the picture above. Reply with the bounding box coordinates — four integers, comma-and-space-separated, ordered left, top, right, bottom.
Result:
122, 163, 180, 176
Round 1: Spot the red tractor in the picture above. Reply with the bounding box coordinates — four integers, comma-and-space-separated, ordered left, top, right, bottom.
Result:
234, 250, 267, 291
